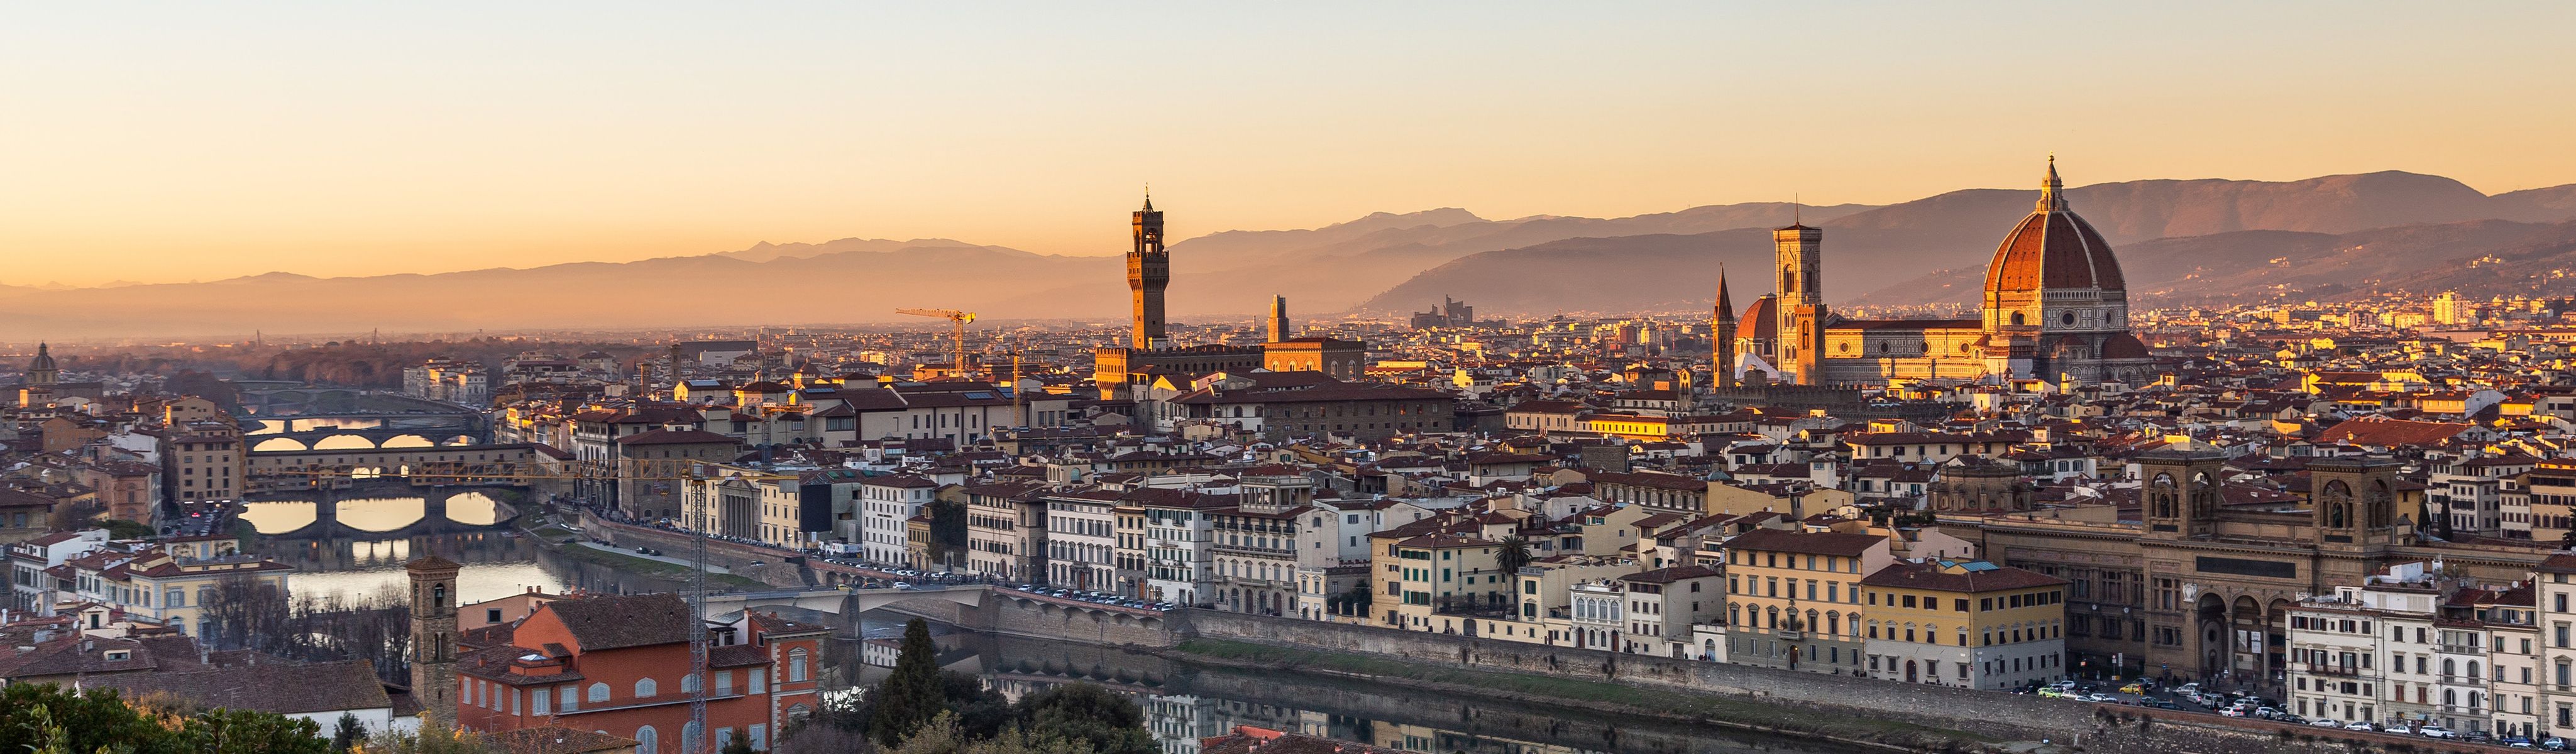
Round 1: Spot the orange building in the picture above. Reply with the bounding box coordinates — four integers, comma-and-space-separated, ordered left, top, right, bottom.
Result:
453, 593, 825, 753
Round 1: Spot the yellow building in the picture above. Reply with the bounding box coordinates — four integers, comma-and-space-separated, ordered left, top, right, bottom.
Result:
115, 537, 294, 638
1722, 528, 1890, 675
1859, 559, 2068, 691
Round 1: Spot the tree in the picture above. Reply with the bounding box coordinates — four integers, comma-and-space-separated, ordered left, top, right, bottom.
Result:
1496, 535, 1532, 576
359, 723, 500, 754
888, 714, 1096, 754
0, 684, 332, 754
333, 713, 368, 751
869, 618, 946, 745
1012, 683, 1156, 754
720, 733, 756, 754
101, 518, 156, 539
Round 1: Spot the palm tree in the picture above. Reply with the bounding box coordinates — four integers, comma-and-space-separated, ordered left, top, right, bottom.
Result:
1497, 535, 1532, 576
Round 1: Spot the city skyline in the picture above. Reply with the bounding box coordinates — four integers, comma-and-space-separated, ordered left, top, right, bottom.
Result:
4, 2, 2573, 285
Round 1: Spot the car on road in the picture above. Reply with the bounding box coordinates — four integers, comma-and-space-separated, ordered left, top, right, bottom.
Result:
2541, 736, 2567, 750
2307, 718, 2338, 728
2343, 721, 2376, 731
2418, 726, 2458, 740
2219, 706, 2248, 717
2147, 699, 2183, 710
2085, 693, 2116, 703
2119, 682, 2149, 694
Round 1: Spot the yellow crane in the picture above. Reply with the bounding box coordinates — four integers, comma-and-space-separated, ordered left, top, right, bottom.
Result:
895, 307, 977, 378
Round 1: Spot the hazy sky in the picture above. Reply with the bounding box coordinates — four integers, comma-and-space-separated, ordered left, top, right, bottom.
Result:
4, 2, 2571, 286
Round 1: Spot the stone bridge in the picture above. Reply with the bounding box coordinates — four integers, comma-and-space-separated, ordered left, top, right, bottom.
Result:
253, 486, 520, 540
245, 412, 488, 451
703, 584, 988, 618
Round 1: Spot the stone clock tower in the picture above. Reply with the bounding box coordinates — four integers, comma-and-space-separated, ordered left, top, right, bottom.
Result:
407, 555, 461, 728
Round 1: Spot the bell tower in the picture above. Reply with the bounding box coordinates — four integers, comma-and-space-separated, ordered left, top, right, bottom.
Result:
2138, 445, 2225, 540
1773, 223, 1825, 385
1128, 192, 1169, 350
1712, 266, 1737, 390
407, 555, 461, 728
2308, 456, 2407, 549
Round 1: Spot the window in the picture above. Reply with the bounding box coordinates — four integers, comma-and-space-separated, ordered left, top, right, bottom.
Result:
587, 683, 610, 702
636, 678, 658, 697
788, 648, 809, 682
636, 727, 658, 754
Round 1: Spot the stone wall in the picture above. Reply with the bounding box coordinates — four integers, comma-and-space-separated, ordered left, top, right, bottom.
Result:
1179, 610, 2089, 743
878, 592, 1179, 648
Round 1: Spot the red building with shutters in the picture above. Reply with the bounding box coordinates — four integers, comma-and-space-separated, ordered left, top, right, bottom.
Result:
452, 593, 825, 753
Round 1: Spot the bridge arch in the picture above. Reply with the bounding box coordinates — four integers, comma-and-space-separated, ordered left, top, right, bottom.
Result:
253, 437, 311, 452
311, 434, 378, 450
378, 434, 436, 449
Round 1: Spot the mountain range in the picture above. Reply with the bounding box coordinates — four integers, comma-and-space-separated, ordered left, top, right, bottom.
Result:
6, 172, 2573, 338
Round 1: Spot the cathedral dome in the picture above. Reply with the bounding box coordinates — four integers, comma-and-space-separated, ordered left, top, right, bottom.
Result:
1983, 160, 2125, 295
1736, 295, 1777, 342
27, 343, 54, 373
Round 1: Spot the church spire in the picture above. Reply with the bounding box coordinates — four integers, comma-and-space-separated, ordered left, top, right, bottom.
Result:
2037, 155, 2067, 212
1142, 183, 1153, 212
1715, 264, 1735, 315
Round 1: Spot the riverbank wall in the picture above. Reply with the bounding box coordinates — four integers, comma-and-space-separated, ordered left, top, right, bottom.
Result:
571, 510, 811, 587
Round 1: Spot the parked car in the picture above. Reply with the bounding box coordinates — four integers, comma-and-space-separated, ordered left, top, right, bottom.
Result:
2343, 721, 2377, 731
2539, 735, 2567, 750
2148, 699, 2184, 710
2173, 682, 2199, 696
2307, 718, 2339, 728
2418, 726, 2458, 740
2086, 693, 2117, 703
2219, 707, 2249, 718
2119, 682, 2149, 694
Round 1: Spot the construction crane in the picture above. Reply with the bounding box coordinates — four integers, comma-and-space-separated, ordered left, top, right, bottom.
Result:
267, 457, 726, 754
894, 308, 977, 378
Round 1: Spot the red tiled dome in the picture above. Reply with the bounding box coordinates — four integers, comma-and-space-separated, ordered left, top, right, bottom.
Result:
1983, 160, 2125, 295
1736, 295, 1778, 342
2100, 332, 2152, 360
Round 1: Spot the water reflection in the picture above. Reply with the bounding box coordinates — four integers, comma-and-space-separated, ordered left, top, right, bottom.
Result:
830, 614, 1866, 754
238, 493, 510, 535
254, 530, 690, 604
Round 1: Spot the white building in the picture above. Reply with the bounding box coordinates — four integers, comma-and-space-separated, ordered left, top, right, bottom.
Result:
859, 475, 939, 565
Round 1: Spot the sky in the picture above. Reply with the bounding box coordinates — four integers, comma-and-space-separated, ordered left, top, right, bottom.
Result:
3, 2, 2572, 286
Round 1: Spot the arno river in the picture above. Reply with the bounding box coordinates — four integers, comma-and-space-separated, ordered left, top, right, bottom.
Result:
251, 496, 1867, 754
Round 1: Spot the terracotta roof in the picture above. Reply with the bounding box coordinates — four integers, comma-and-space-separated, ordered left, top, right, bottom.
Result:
1859, 560, 2066, 593
1736, 295, 1778, 342
87, 659, 391, 715
1724, 528, 1886, 557
542, 593, 692, 652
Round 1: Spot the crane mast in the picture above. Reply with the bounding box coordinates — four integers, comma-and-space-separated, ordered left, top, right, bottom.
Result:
894, 308, 978, 378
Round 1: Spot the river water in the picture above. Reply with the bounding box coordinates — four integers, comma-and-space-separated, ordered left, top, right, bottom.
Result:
253, 497, 1866, 753
829, 613, 1872, 754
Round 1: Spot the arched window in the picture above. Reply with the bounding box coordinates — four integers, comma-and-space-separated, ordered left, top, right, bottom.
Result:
2443, 658, 2457, 677
587, 682, 610, 702
682, 673, 702, 693
2011, 312, 2025, 325
433, 584, 448, 609
683, 722, 702, 751
788, 648, 809, 682
635, 678, 658, 697
636, 726, 658, 754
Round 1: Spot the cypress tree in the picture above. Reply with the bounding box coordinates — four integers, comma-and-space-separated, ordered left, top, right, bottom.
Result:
869, 618, 945, 745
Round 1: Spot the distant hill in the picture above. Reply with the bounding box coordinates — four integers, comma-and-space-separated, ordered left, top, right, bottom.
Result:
718, 238, 1027, 262
1854, 219, 2576, 308
1359, 172, 2576, 316
8, 170, 2575, 338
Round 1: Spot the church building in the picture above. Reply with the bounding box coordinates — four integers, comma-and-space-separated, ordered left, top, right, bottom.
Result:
1720, 159, 2155, 387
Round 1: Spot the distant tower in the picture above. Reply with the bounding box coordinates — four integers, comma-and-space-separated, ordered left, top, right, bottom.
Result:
1774, 222, 1826, 385
1267, 295, 1292, 343
27, 343, 58, 388
406, 555, 461, 729
1129, 192, 1170, 350
1712, 268, 1737, 390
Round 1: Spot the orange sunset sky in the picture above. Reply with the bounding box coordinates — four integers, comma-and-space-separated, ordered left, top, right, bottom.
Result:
3, 2, 2571, 286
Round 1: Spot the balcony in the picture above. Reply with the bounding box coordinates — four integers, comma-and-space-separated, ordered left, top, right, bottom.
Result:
2294, 662, 2360, 677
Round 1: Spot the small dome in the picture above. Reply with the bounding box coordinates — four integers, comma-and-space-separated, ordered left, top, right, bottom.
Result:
27, 343, 54, 373
1984, 160, 2126, 295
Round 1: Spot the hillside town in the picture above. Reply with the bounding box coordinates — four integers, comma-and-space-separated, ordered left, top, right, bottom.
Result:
11, 174, 2576, 753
